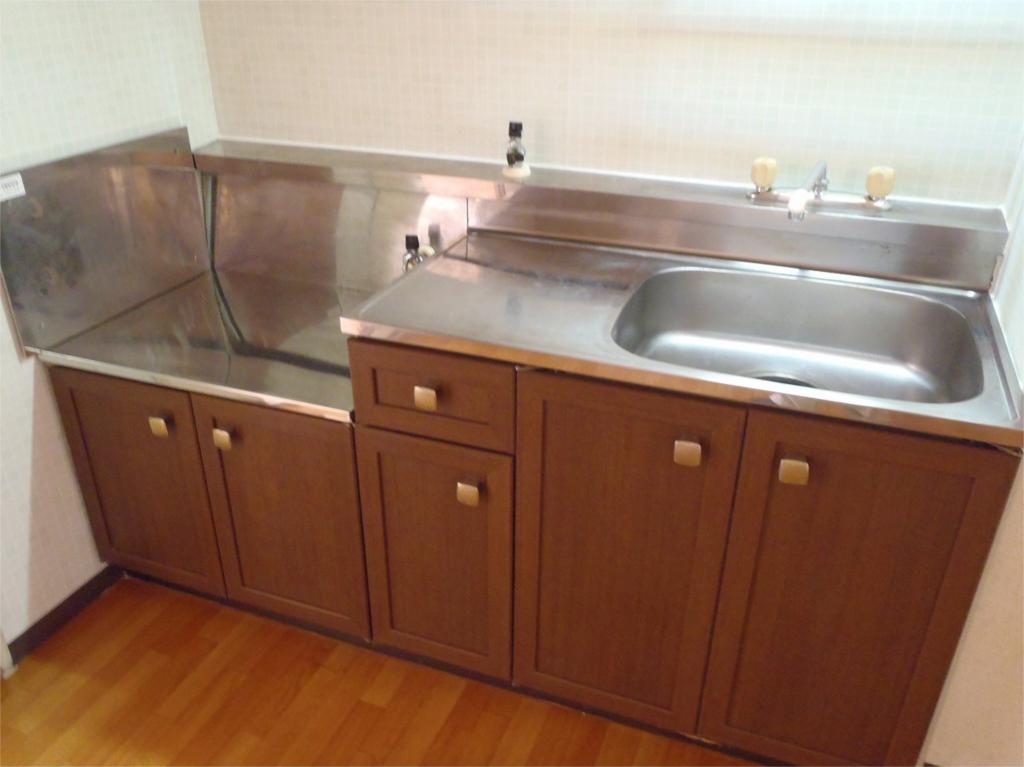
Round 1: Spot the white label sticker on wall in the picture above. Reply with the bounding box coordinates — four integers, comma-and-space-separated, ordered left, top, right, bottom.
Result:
0, 173, 26, 202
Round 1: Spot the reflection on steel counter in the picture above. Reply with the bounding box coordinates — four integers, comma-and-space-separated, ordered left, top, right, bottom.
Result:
43, 272, 370, 419
2, 128, 472, 421
208, 172, 468, 291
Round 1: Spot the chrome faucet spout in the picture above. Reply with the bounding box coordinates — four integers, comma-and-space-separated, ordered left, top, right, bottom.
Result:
788, 161, 829, 220
805, 161, 829, 197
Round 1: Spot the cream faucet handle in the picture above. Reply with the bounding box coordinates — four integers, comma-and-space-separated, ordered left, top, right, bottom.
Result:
751, 157, 778, 191
866, 166, 895, 200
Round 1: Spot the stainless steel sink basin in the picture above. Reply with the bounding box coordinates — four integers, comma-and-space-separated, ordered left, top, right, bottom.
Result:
611, 269, 984, 403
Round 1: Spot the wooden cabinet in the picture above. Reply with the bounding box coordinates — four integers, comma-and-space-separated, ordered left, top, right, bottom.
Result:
514, 371, 746, 732
50, 368, 225, 596
192, 396, 370, 638
355, 426, 513, 679
700, 410, 1019, 766
53, 345, 1020, 767
51, 367, 371, 637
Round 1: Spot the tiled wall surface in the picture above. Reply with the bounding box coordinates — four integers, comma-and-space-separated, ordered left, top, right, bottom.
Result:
201, 0, 1024, 204
0, 0, 217, 640
0, 0, 216, 172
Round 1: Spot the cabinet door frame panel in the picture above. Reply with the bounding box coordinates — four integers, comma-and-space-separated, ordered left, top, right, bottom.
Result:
49, 367, 226, 596
699, 409, 1019, 765
514, 370, 747, 733
356, 425, 513, 679
192, 395, 371, 639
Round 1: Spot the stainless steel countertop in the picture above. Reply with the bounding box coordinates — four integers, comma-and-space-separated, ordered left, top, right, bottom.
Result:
40, 271, 366, 422
340, 233, 1023, 447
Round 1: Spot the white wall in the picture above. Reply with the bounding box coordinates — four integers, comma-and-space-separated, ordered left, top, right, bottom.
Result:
201, 0, 1024, 204
0, 0, 217, 641
993, 140, 1024, 377
921, 142, 1024, 767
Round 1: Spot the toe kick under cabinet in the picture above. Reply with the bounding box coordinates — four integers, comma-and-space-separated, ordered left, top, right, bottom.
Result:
50, 367, 370, 639
51, 341, 1019, 767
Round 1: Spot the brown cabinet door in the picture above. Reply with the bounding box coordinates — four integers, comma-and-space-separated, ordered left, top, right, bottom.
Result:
50, 368, 225, 596
700, 410, 1019, 766
514, 371, 746, 733
355, 426, 513, 679
192, 396, 370, 639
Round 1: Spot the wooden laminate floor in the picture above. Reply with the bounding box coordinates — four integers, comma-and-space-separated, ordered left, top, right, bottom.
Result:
0, 579, 757, 766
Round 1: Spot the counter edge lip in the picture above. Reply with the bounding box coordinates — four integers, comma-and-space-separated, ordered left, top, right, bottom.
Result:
338, 317, 1024, 450
36, 350, 353, 424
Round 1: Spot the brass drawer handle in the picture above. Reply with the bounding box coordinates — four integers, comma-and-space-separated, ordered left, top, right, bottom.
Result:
673, 439, 702, 467
456, 481, 480, 507
148, 416, 170, 438
413, 385, 438, 412
778, 457, 810, 486
213, 427, 233, 452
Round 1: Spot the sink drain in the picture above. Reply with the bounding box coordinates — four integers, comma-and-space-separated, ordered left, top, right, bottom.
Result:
755, 374, 817, 388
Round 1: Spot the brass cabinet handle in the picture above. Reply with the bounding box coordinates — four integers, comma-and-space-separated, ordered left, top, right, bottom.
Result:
778, 457, 810, 486
456, 481, 480, 507
673, 439, 702, 467
212, 427, 233, 452
413, 385, 438, 412
148, 416, 170, 438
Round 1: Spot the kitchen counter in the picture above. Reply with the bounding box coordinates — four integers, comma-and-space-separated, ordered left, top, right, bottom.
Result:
340, 232, 1023, 447
10, 131, 1017, 441
40, 271, 368, 421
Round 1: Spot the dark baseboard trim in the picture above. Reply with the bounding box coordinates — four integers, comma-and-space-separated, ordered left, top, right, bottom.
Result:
8, 565, 123, 664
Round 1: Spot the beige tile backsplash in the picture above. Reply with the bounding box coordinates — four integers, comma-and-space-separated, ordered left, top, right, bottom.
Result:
200, 0, 1024, 205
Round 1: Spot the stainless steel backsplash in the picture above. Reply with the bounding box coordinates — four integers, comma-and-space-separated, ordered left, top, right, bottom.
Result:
1, 128, 1009, 358
0, 128, 208, 351
207, 172, 467, 292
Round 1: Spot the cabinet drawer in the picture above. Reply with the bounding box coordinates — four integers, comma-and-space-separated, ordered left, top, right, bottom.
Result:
349, 339, 515, 452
